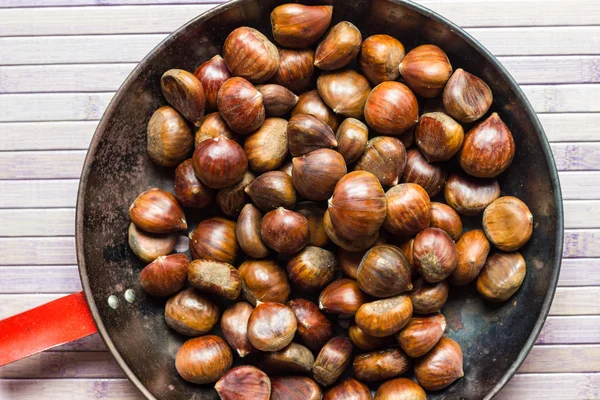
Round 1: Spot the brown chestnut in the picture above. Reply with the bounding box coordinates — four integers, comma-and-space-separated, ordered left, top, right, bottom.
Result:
444, 68, 493, 123
215, 366, 271, 400
238, 259, 290, 305
220, 302, 255, 357
187, 259, 241, 300
383, 183, 431, 237
244, 118, 288, 173
129, 188, 187, 233
398, 237, 415, 272
165, 288, 220, 336
364, 81, 419, 135
274, 49, 316, 94
236, 204, 270, 259
402, 149, 447, 197
223, 27, 279, 83
374, 378, 426, 400
357, 245, 412, 297
348, 324, 394, 351
189, 217, 238, 263
413, 228, 458, 283
430, 202, 462, 241
315, 21, 362, 71
416, 112, 464, 162
292, 149, 347, 201
319, 279, 367, 316
323, 210, 380, 252
194, 112, 237, 146
128, 222, 176, 263
147, 106, 193, 167
287, 246, 337, 292
477, 252, 527, 302
399, 44, 453, 98
295, 202, 329, 247
414, 337, 464, 391
317, 70, 372, 119
336, 118, 369, 164
336, 236, 386, 280
459, 113, 515, 178
451, 229, 490, 285
260, 342, 315, 374
359, 34, 405, 85
355, 295, 413, 337
287, 113, 338, 157
261, 208, 309, 255
217, 77, 266, 134
313, 336, 353, 387
288, 298, 333, 352
353, 348, 411, 382
397, 313, 446, 358
483, 196, 533, 251
278, 160, 294, 177
247, 302, 297, 352
139, 253, 188, 297
175, 335, 232, 384
399, 125, 416, 149
216, 171, 254, 217
444, 172, 501, 216
161, 69, 205, 127
256, 84, 298, 117
324, 378, 371, 400
292, 90, 341, 131
271, 4, 332, 48
355, 136, 407, 187
410, 278, 449, 315
193, 135, 248, 189
244, 171, 296, 212
174, 159, 214, 208
193, 55, 231, 111
272, 377, 322, 400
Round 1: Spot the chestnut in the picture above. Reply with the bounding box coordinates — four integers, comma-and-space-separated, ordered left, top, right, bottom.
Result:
288, 298, 333, 352
292, 149, 347, 201
261, 208, 309, 255
357, 245, 412, 297
402, 149, 447, 197
215, 366, 271, 400
459, 113, 515, 178
323, 209, 380, 252
414, 228, 458, 283
174, 159, 214, 208
236, 204, 270, 259
336, 118, 369, 164
165, 288, 220, 336
444, 68, 493, 123
399, 44, 453, 98
247, 302, 297, 352
128, 222, 176, 263
444, 172, 501, 216
256, 84, 298, 117
359, 34, 405, 85
355, 295, 413, 337
383, 183, 431, 237
245, 171, 297, 212
139, 253, 189, 297
217, 77, 266, 134
129, 188, 187, 233
193, 55, 231, 111
287, 113, 338, 157
399, 125, 416, 149
260, 342, 315, 374
287, 246, 337, 292
216, 171, 254, 217
313, 336, 353, 387
317, 69, 372, 119
175, 335, 232, 384
414, 337, 464, 391
271, 4, 333, 48
328, 171, 387, 241
189, 217, 238, 263
324, 378, 371, 400
477, 252, 527, 302
355, 136, 407, 187
292, 90, 341, 131
364, 81, 419, 135
319, 278, 367, 316
430, 202, 463, 241
161, 69, 205, 127
278, 160, 294, 177
147, 106, 193, 167
244, 118, 288, 173
194, 112, 236, 146
221, 302, 255, 357
483, 196, 533, 251
416, 112, 464, 162
374, 378, 426, 400
353, 348, 411, 382
272, 377, 322, 400
274, 49, 315, 94
187, 259, 241, 300
193, 135, 248, 189
410, 278, 449, 315
315, 21, 362, 71
451, 229, 490, 285
397, 313, 446, 358
223, 27, 279, 83
295, 202, 330, 247
348, 324, 394, 351
398, 237, 415, 272
238, 259, 290, 305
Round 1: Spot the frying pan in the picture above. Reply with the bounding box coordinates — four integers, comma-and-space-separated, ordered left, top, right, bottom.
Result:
0, 0, 563, 399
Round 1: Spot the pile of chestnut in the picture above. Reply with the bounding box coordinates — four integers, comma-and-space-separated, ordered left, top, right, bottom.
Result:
128, 3, 535, 399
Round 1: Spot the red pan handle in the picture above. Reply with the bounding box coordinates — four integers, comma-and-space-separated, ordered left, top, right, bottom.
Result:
0, 291, 98, 367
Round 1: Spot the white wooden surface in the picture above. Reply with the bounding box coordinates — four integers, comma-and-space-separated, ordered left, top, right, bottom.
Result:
0, 1, 599, 399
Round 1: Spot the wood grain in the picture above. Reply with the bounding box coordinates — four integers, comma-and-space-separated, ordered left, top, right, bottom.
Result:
537, 316, 600, 344
550, 287, 600, 315
497, 373, 600, 400
558, 259, 600, 287
0, 266, 82, 294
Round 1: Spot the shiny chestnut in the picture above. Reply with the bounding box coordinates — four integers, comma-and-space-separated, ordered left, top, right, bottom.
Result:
128, 222, 176, 263
287, 113, 338, 157
353, 348, 411, 382
271, 4, 333, 48
336, 118, 369, 164
247, 302, 297, 352
139, 253, 189, 297
410, 278, 449, 314
216, 171, 254, 217
445, 172, 501, 216
261, 208, 309, 255
221, 302, 255, 357
189, 217, 238, 263
399, 44, 453, 98
161, 69, 205, 127
451, 229, 490, 285
383, 183, 431, 237
295, 202, 330, 248
175, 159, 214, 208
317, 69, 371, 119
319, 279, 367, 316
236, 204, 270, 259
215, 366, 271, 400
271, 377, 322, 400
129, 188, 187, 234
217, 77, 266, 134
193, 135, 248, 189
414, 337, 464, 391
292, 90, 341, 131
359, 34, 405, 85
444, 68, 493, 123
430, 202, 463, 241
364, 81, 419, 135
245, 171, 296, 212
147, 106, 193, 167
402, 149, 448, 197
187, 259, 241, 300
274, 49, 315, 94
483, 196, 533, 251
477, 252, 527, 302
355, 295, 413, 337
193, 55, 231, 110
355, 136, 407, 187
315, 21, 362, 71
292, 149, 347, 201
223, 27, 279, 83
287, 246, 337, 292
357, 245, 412, 297
288, 298, 333, 352
165, 288, 220, 336
175, 335, 232, 384
313, 336, 353, 387
238, 259, 290, 305
244, 118, 288, 173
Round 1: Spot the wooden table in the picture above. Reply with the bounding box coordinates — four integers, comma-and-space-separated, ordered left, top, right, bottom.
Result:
0, 0, 599, 398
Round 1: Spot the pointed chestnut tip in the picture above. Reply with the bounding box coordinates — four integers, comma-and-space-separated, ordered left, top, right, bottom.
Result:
179, 218, 188, 230
331, 139, 338, 147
